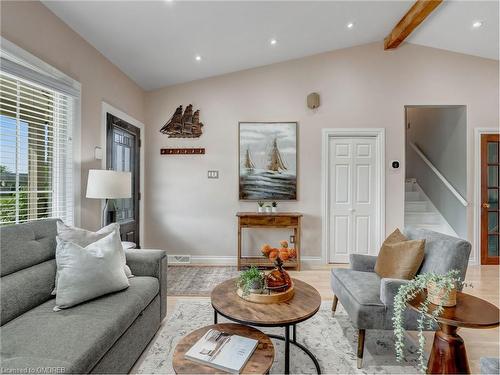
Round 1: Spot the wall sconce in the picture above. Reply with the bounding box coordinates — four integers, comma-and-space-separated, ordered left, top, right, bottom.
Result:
307, 92, 320, 109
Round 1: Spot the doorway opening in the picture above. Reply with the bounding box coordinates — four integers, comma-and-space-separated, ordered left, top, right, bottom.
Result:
404, 106, 467, 239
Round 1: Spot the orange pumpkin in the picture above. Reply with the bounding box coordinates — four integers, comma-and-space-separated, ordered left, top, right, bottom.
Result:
279, 240, 289, 248
268, 248, 279, 261
261, 244, 272, 257
288, 248, 297, 259
279, 248, 290, 261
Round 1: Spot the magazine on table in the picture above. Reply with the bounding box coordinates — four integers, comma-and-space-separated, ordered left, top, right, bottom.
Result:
184, 329, 259, 373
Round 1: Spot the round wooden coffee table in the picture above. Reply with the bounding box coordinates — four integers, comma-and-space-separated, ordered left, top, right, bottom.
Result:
211, 278, 322, 374
173, 323, 274, 374
408, 291, 500, 374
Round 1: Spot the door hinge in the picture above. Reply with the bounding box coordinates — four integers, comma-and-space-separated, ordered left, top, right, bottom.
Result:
138, 139, 142, 147
138, 192, 141, 201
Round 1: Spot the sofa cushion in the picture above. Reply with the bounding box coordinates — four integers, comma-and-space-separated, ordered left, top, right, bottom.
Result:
331, 268, 386, 329
0, 219, 59, 277
0, 276, 159, 373
54, 231, 129, 310
1, 260, 56, 325
56, 222, 132, 280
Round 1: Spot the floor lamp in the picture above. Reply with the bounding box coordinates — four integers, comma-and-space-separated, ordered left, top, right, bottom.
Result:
86, 169, 132, 227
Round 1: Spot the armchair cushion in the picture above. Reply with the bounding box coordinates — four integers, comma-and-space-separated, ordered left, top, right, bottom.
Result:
331, 268, 386, 329
349, 254, 377, 272
379, 278, 410, 305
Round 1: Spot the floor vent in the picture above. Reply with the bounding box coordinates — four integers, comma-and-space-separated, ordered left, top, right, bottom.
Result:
169, 255, 191, 264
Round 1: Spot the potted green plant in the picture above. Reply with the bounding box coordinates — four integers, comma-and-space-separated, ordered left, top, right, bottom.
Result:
271, 201, 278, 213
237, 267, 265, 296
392, 269, 471, 372
257, 201, 264, 213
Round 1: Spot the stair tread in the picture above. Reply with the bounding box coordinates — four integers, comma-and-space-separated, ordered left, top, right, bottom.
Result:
404, 180, 458, 237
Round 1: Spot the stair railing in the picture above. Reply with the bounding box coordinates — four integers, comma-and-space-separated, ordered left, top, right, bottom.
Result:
409, 141, 468, 207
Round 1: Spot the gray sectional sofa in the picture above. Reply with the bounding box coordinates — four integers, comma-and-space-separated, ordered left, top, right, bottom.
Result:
0, 219, 168, 373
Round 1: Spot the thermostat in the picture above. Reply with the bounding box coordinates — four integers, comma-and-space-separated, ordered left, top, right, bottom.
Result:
391, 160, 400, 169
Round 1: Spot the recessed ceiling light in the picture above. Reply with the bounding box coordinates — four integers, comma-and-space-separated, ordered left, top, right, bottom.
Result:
270, 39, 277, 45
347, 22, 354, 29
195, 55, 202, 61
472, 20, 484, 28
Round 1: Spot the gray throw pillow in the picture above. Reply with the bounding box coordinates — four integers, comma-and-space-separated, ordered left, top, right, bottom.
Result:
54, 230, 130, 311
55, 222, 133, 289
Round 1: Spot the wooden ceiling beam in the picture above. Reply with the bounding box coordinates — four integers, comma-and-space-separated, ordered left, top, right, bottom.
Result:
384, 0, 443, 50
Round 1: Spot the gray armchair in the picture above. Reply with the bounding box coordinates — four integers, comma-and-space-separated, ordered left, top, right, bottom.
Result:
330, 228, 471, 368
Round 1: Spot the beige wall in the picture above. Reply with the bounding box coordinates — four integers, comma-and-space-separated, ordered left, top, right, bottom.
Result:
1, 1, 145, 230
144, 42, 499, 262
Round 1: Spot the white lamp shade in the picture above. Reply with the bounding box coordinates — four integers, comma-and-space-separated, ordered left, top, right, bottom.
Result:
86, 170, 132, 199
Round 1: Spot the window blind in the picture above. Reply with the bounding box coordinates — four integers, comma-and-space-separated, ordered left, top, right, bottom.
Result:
0, 71, 74, 226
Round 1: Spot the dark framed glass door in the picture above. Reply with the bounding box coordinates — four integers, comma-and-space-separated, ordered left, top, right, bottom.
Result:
106, 113, 140, 246
481, 134, 499, 265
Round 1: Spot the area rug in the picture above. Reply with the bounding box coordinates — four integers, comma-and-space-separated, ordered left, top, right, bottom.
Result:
136, 300, 420, 374
167, 266, 239, 296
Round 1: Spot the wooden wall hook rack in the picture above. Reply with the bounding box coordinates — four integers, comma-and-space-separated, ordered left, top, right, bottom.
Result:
161, 148, 205, 155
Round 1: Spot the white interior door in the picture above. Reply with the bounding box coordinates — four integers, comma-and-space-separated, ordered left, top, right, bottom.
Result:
328, 137, 378, 263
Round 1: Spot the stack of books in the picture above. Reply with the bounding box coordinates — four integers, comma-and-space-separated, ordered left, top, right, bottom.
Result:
185, 329, 259, 373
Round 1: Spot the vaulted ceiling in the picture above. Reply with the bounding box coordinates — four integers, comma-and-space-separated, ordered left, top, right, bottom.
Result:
42, 1, 499, 90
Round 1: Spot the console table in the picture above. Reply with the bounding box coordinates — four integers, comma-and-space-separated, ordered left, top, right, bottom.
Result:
236, 212, 302, 271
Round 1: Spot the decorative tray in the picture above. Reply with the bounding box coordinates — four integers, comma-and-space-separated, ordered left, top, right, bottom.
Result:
237, 283, 295, 304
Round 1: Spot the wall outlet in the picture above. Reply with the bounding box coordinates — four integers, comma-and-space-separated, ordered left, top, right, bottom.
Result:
208, 170, 219, 179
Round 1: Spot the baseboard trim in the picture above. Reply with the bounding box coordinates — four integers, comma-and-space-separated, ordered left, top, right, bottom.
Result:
167, 255, 324, 269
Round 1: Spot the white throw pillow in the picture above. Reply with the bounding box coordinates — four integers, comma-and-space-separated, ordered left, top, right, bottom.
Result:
54, 230, 130, 311
55, 222, 133, 288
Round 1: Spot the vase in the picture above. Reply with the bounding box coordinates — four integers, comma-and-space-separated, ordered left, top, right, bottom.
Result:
266, 257, 292, 293
271, 207, 277, 213
427, 282, 457, 307
258, 207, 264, 213
265, 206, 272, 213
249, 279, 263, 294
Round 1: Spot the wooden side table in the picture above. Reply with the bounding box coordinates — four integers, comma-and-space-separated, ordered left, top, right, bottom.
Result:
172, 323, 274, 374
408, 291, 500, 374
236, 212, 302, 270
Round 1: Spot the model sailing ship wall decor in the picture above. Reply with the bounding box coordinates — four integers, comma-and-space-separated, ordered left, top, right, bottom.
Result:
239, 122, 297, 200
160, 104, 204, 138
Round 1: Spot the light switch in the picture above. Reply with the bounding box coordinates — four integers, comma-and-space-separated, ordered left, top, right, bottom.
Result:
208, 170, 219, 179
94, 146, 103, 160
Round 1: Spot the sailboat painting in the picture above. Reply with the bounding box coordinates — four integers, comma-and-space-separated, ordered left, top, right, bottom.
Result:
239, 122, 297, 200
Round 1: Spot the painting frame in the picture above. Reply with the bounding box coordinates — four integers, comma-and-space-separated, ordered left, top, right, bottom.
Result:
238, 121, 298, 201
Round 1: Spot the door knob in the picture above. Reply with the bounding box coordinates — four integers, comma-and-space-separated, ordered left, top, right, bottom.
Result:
482, 203, 491, 209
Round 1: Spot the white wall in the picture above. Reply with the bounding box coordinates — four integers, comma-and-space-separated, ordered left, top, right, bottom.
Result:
144, 42, 499, 262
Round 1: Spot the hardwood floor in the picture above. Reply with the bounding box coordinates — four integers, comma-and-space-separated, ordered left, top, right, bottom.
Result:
166, 264, 499, 374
